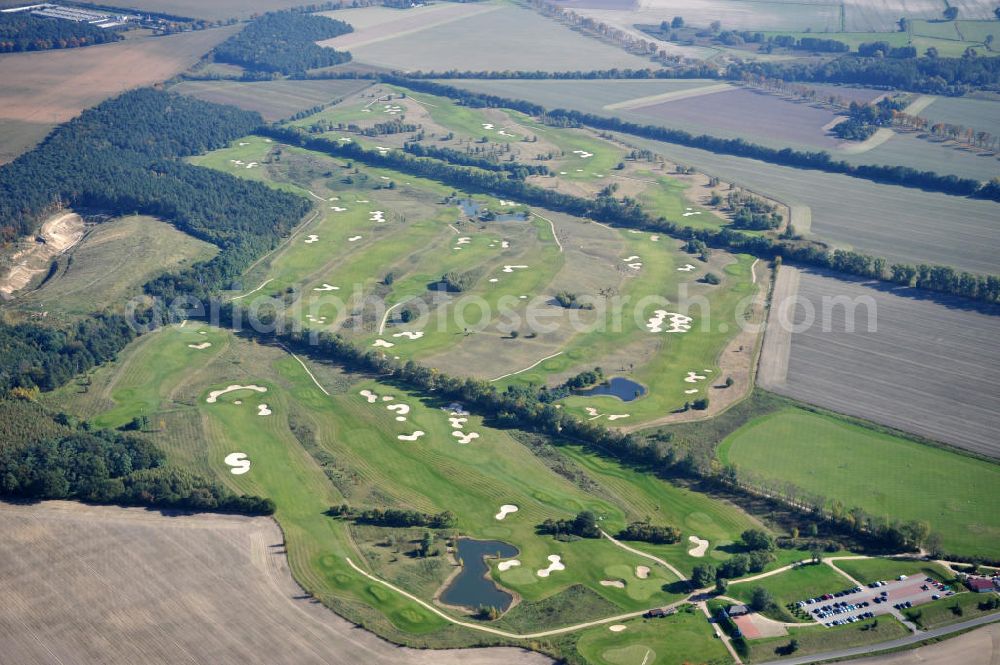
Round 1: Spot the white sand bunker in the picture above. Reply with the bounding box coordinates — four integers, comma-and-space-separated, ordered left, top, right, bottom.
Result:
585, 407, 599, 416
682, 211, 702, 217
373, 339, 394, 348
387, 403, 410, 421
497, 130, 515, 137
623, 255, 640, 262
688, 535, 709, 557
495, 504, 519, 520
502, 265, 528, 273
313, 284, 339, 291
398, 430, 425, 442
224, 452, 251, 475
206, 384, 267, 403
501, 240, 510, 249
600, 579, 625, 588
452, 431, 480, 444
392, 331, 424, 340
650, 235, 660, 242
488, 278, 499, 283
348, 235, 362, 242
456, 237, 471, 245
331, 206, 347, 212
482, 123, 495, 130
370, 210, 385, 223
498, 559, 521, 572
635, 565, 650, 579
627, 263, 643, 270
359, 389, 379, 403
609, 624, 627, 633
382, 395, 394, 401
646, 311, 693, 334
537, 554, 565, 577
187, 342, 211, 350
607, 414, 630, 421
238, 142, 249, 146
449, 416, 468, 429
498, 200, 514, 206
677, 264, 696, 272
356, 199, 369, 203
233, 400, 242, 405
572, 150, 594, 159
257, 404, 272, 416
685, 389, 699, 395
685, 371, 707, 383
305, 234, 319, 244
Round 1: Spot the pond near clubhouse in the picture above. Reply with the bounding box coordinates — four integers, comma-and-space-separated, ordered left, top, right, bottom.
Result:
440, 538, 518, 612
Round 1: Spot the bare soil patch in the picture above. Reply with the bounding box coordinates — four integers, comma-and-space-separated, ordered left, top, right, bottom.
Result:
0, 212, 84, 298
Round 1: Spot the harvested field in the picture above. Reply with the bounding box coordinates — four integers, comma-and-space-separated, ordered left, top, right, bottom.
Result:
0, 27, 239, 127
0, 119, 53, 165
758, 266, 1000, 457
346, 5, 655, 72
0, 500, 549, 665
318, 3, 503, 49
76, 0, 307, 20
171, 79, 373, 122
571, 0, 841, 34
921, 96, 1000, 141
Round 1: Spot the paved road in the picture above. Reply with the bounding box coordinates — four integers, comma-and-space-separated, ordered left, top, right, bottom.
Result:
756, 612, 1000, 665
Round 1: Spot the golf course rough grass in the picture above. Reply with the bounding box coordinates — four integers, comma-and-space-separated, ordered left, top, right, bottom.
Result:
717, 408, 1000, 559
575, 607, 731, 665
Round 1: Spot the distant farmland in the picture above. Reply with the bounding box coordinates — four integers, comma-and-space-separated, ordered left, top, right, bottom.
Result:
0, 501, 548, 665
171, 79, 373, 122
346, 4, 656, 72
0, 27, 238, 162
758, 266, 1000, 458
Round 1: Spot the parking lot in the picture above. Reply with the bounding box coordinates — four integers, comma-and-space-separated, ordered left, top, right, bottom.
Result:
797, 575, 956, 627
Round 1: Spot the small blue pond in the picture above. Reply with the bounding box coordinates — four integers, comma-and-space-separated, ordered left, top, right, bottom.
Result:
577, 377, 646, 402
457, 198, 527, 222
440, 538, 518, 611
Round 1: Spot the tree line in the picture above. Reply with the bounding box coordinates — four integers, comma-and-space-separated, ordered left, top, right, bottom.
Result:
213, 10, 353, 74
382, 77, 1000, 202
259, 122, 1000, 305
404, 142, 550, 177
328, 504, 457, 528
0, 395, 274, 514
0, 11, 122, 52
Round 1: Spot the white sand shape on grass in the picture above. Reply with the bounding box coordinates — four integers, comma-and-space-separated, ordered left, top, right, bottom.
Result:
600, 580, 625, 588
238, 142, 249, 146
677, 264, 696, 272
627, 263, 643, 270
488, 278, 499, 283
685, 389, 699, 395
585, 407, 599, 416
635, 565, 650, 579
392, 331, 424, 340
623, 255, 640, 262
397, 430, 425, 442
682, 211, 702, 217
609, 625, 627, 633
304, 234, 319, 244
187, 342, 211, 350
387, 403, 410, 421
536, 554, 565, 577
359, 389, 378, 403
498, 200, 514, 206
481, 123, 494, 130
369, 211, 385, 223
449, 416, 468, 429
497, 560, 521, 572
382, 395, 394, 402
348, 235, 362, 242
356, 199, 369, 203
502, 265, 528, 273
572, 150, 594, 159
646, 310, 692, 334
373, 339, 394, 348
331, 206, 347, 212
224, 453, 251, 475
650, 235, 660, 242
313, 284, 339, 291
685, 371, 707, 383
456, 237, 471, 245
607, 414, 630, 421
257, 404, 272, 416
233, 401, 241, 405
688, 535, 709, 557
206, 384, 266, 403
501, 240, 510, 249
495, 504, 519, 520
452, 431, 479, 445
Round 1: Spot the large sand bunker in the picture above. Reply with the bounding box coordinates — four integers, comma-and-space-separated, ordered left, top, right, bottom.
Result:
646, 311, 692, 334
452, 431, 480, 444
635, 565, 650, 579
497, 559, 521, 572
688, 535, 709, 557
608, 624, 627, 632
206, 385, 267, 403
536, 554, 565, 577
188, 342, 212, 350
223, 452, 251, 475
398, 430, 425, 442
600, 579, 625, 588
495, 504, 519, 520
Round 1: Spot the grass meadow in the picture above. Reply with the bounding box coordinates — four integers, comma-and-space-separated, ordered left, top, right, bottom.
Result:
717, 408, 1000, 558
575, 606, 731, 665
170, 79, 372, 122
831, 558, 952, 585
727, 562, 854, 622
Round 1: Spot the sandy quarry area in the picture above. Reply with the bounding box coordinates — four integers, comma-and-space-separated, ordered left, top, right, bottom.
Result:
0, 212, 84, 298
0, 500, 549, 665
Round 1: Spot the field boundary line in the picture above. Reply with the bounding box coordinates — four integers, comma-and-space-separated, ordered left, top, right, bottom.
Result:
603, 83, 733, 111
531, 212, 563, 253
344, 557, 653, 638
279, 344, 330, 396
490, 351, 563, 382
599, 530, 686, 581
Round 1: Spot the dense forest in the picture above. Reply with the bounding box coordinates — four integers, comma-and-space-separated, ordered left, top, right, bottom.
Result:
0, 12, 122, 52
0, 88, 309, 392
261, 123, 1000, 304
213, 11, 352, 74
387, 77, 1000, 202
0, 396, 274, 514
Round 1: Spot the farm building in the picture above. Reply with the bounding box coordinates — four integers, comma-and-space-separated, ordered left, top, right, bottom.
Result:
965, 577, 1000, 593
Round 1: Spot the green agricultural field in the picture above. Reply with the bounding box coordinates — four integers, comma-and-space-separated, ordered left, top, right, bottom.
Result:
830, 558, 952, 585
717, 408, 1000, 559
746, 615, 910, 663
727, 562, 854, 622
575, 606, 731, 665
904, 590, 999, 629
13, 215, 216, 320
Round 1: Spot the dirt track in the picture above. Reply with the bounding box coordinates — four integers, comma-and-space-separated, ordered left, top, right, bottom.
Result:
0, 501, 551, 665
